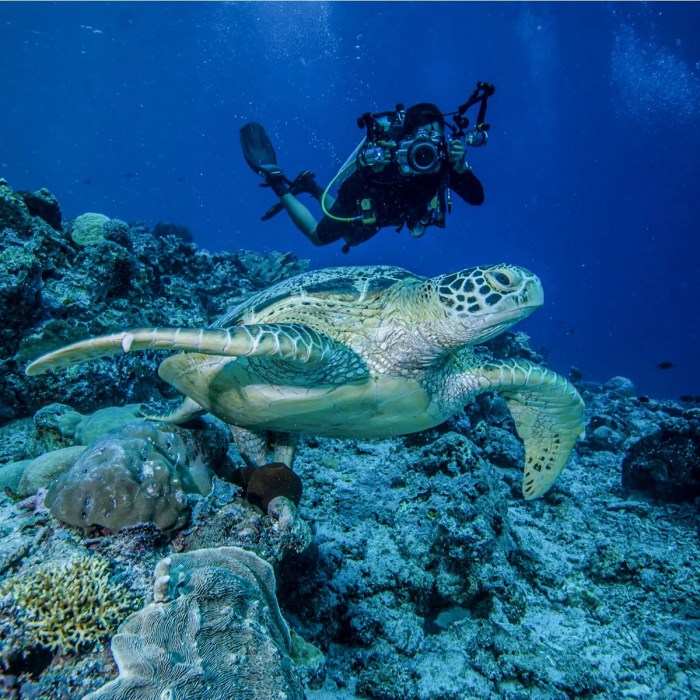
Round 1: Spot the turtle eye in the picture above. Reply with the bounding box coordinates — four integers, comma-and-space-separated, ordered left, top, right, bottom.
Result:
487, 269, 516, 291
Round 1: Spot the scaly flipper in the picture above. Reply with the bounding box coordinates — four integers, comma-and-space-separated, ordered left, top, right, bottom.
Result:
25, 324, 354, 377
140, 396, 206, 423
479, 359, 585, 500
230, 426, 300, 468
230, 425, 269, 467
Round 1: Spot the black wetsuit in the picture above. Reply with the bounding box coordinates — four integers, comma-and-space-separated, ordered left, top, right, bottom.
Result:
316, 161, 484, 247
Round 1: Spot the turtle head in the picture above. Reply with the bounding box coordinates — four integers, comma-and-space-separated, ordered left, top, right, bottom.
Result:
430, 264, 543, 345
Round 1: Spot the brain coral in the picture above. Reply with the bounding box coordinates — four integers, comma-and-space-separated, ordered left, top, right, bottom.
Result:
84, 546, 303, 699
0, 553, 137, 655
70, 212, 110, 246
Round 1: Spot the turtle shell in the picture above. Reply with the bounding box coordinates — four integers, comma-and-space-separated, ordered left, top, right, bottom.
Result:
214, 265, 420, 329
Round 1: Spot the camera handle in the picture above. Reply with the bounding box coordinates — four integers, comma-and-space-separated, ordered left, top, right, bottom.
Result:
447, 82, 495, 138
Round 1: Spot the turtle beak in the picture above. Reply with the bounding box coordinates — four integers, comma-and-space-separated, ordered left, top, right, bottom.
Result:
525, 275, 544, 308
468, 275, 544, 342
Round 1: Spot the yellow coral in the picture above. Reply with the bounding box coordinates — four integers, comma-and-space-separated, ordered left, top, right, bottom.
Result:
0, 554, 138, 654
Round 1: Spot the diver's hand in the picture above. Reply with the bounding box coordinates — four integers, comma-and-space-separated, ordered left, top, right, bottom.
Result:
448, 139, 468, 174
370, 151, 392, 173
359, 144, 393, 173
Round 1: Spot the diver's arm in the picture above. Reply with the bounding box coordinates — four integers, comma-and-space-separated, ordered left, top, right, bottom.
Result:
447, 139, 484, 205
450, 169, 484, 206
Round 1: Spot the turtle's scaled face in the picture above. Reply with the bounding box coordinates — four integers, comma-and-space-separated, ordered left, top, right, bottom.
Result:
436, 264, 544, 343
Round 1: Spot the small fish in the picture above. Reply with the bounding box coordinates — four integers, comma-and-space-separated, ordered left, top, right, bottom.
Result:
83, 178, 92, 184
656, 361, 674, 370
679, 395, 694, 403
637, 395, 650, 403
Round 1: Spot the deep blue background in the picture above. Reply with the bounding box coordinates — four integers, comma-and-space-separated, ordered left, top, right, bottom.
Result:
3, 2, 699, 400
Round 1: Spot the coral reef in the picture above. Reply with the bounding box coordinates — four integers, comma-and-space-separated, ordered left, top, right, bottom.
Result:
274, 392, 700, 699
0, 474, 314, 697
0, 182, 698, 699
83, 547, 303, 700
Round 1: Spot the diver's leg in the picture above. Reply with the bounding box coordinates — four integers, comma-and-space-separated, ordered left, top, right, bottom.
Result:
294, 171, 331, 204
259, 165, 336, 245
279, 193, 325, 245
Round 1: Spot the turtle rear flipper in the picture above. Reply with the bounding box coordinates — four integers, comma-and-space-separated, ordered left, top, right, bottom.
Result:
481, 360, 585, 500
141, 396, 206, 424
230, 426, 300, 468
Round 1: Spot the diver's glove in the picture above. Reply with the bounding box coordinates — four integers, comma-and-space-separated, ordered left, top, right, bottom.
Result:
257, 164, 290, 197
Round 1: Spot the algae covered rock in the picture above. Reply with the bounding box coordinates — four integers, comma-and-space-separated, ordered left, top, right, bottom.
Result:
16, 445, 86, 497
73, 404, 145, 445
84, 546, 303, 700
0, 178, 36, 237
33, 403, 84, 451
0, 459, 30, 492
622, 425, 700, 502
18, 187, 62, 230
0, 240, 43, 357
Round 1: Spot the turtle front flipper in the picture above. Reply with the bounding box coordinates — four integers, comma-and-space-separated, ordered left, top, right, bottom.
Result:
26, 324, 362, 376
479, 359, 585, 500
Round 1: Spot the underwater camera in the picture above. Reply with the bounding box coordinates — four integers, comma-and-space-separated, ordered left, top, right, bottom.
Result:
395, 127, 447, 176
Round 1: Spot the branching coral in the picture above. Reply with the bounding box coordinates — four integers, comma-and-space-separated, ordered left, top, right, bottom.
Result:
0, 554, 138, 654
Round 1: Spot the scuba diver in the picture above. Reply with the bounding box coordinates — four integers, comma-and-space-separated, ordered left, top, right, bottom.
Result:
240, 82, 494, 253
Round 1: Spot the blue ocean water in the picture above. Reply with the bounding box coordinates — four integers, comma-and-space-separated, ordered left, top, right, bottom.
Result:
2, 1, 699, 401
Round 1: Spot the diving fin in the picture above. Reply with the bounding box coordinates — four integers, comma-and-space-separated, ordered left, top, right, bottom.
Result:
240, 122, 277, 173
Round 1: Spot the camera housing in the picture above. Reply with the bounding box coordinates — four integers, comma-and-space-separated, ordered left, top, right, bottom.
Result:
395, 128, 447, 176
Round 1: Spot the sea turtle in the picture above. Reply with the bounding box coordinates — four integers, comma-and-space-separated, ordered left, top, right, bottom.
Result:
26, 263, 585, 499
